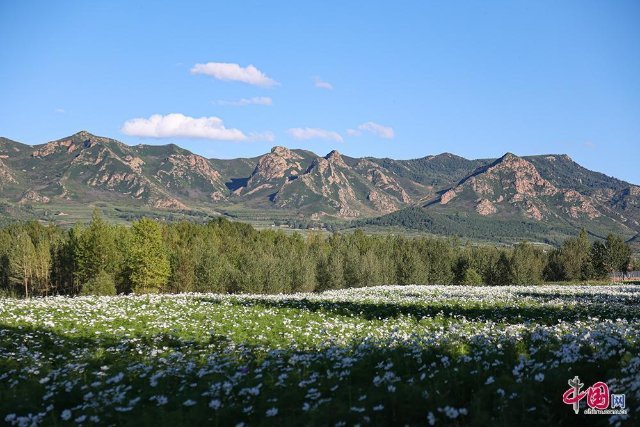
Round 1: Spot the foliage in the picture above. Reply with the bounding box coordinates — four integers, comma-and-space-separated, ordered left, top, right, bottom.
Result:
126, 218, 170, 294
80, 270, 117, 296
545, 229, 592, 281
461, 268, 483, 285
0, 216, 634, 297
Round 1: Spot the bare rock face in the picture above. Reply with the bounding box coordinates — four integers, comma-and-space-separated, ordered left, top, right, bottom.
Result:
152, 197, 188, 210
31, 131, 100, 158
87, 171, 149, 197
19, 190, 50, 204
337, 186, 360, 218
485, 153, 558, 198
563, 190, 601, 219
210, 191, 225, 201
440, 188, 459, 205
0, 159, 17, 187
524, 201, 544, 220
368, 190, 398, 213
31, 139, 79, 157
124, 155, 145, 174
325, 150, 348, 168
157, 154, 222, 187
356, 159, 412, 203
245, 146, 304, 188
272, 150, 371, 218
437, 154, 582, 221
475, 198, 496, 216
468, 176, 494, 196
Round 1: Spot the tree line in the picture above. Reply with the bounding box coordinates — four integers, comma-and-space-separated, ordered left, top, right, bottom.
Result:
0, 212, 634, 297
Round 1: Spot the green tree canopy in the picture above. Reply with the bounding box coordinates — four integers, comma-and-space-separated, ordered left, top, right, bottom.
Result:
126, 218, 170, 294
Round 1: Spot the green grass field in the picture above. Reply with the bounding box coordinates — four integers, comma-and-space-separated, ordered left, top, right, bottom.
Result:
1, 285, 638, 426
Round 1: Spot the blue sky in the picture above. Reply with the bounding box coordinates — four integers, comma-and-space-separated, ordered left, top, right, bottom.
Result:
1, 1, 639, 183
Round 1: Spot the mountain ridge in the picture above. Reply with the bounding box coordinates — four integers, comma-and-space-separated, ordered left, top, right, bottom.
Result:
1, 131, 639, 246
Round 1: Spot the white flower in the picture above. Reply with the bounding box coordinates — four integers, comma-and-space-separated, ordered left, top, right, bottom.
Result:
61, 410, 72, 421
209, 399, 222, 410
427, 411, 436, 425
485, 376, 495, 385
534, 373, 545, 382
266, 407, 278, 417
183, 399, 196, 406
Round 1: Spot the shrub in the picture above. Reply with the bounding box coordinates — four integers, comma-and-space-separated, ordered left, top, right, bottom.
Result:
462, 268, 483, 285
80, 271, 116, 296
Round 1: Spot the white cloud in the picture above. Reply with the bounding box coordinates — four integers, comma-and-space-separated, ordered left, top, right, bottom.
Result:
54, 108, 65, 114
121, 113, 250, 141
248, 131, 276, 142
287, 127, 343, 143
215, 96, 273, 106
191, 62, 278, 87
313, 76, 333, 90
349, 121, 395, 139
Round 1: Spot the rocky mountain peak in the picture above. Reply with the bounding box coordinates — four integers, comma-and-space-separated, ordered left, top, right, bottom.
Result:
244, 146, 305, 189
72, 130, 94, 139
436, 151, 609, 222
31, 131, 107, 158
269, 146, 303, 160
325, 150, 347, 167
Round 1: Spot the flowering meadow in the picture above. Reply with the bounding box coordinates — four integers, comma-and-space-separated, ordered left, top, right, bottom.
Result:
1, 285, 638, 426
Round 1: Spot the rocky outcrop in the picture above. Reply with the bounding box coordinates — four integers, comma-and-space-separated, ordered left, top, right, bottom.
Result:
368, 190, 398, 213
157, 154, 222, 188
31, 139, 80, 157
440, 188, 460, 205
436, 153, 605, 222
272, 150, 389, 218
356, 159, 411, 203
562, 190, 601, 219
18, 190, 50, 204
152, 197, 188, 210
31, 131, 101, 158
325, 150, 348, 168
124, 155, 145, 174
475, 198, 496, 216
0, 159, 17, 187
245, 146, 304, 188
483, 153, 558, 197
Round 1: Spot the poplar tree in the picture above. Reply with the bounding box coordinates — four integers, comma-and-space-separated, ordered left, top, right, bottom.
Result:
9, 232, 36, 297
126, 218, 170, 294
76, 210, 117, 285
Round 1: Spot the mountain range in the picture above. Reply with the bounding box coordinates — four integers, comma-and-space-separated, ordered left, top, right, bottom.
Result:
1, 131, 639, 246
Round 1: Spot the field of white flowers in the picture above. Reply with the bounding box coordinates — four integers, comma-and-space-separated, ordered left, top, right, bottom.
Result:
1, 285, 638, 426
